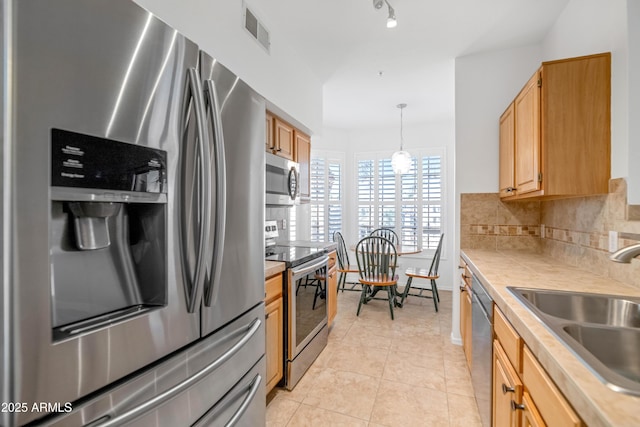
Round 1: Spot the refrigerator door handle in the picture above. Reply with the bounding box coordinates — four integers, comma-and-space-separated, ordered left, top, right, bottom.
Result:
184, 68, 212, 314
192, 374, 262, 427
89, 318, 262, 427
203, 79, 226, 308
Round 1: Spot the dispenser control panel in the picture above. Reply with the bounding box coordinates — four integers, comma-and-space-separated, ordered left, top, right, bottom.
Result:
51, 128, 167, 193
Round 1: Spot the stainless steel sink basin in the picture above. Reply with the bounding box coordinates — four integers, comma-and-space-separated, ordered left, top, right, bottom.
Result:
562, 324, 640, 391
508, 287, 640, 396
512, 288, 640, 328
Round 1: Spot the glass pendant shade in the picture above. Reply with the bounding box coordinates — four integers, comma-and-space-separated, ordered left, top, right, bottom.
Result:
391, 103, 410, 174
391, 150, 411, 174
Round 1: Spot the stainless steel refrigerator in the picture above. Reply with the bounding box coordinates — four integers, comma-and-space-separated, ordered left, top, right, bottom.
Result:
0, 0, 266, 425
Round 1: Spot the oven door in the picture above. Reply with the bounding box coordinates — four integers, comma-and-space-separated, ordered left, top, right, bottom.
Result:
286, 256, 329, 389
266, 152, 299, 206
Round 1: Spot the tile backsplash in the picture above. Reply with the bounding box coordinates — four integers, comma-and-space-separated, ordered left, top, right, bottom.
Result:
460, 178, 640, 290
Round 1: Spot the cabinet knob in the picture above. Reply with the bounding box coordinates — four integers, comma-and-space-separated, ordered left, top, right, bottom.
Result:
276, 148, 282, 152
502, 384, 515, 394
459, 286, 466, 292
510, 400, 525, 411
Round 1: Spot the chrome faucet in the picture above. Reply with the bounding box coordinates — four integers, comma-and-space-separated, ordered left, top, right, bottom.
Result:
610, 243, 640, 263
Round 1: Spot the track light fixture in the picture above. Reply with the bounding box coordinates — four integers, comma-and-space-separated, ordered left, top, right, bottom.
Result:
373, 0, 397, 28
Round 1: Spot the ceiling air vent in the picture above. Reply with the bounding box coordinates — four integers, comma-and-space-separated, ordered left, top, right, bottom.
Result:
244, 5, 270, 53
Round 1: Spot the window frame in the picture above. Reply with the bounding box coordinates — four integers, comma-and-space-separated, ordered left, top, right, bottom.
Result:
309, 150, 345, 242
353, 148, 445, 257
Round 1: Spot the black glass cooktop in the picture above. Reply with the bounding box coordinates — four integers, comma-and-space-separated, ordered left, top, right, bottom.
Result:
265, 245, 326, 268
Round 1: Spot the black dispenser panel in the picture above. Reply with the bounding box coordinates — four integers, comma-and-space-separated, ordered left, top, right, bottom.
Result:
51, 128, 167, 193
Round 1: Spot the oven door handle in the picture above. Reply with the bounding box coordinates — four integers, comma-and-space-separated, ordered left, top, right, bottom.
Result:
291, 255, 329, 278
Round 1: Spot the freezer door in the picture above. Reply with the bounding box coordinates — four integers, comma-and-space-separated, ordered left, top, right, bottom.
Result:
39, 304, 266, 427
199, 53, 266, 335
4, 1, 205, 424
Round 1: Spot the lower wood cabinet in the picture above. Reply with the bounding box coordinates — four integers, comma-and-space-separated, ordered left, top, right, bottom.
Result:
327, 250, 338, 327
459, 258, 472, 368
493, 340, 523, 427
493, 305, 583, 427
265, 273, 284, 394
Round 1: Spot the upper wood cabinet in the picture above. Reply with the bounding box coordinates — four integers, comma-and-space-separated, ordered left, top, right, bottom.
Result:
265, 111, 274, 153
499, 103, 516, 198
273, 116, 295, 161
295, 130, 311, 201
498, 52, 611, 200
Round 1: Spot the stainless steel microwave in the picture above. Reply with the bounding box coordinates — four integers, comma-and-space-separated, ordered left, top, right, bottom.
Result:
266, 152, 299, 206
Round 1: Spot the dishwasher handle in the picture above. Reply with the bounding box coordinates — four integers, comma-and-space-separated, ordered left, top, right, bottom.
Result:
471, 288, 492, 323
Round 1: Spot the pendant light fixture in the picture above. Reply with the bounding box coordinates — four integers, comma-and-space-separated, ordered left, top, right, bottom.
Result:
391, 103, 411, 175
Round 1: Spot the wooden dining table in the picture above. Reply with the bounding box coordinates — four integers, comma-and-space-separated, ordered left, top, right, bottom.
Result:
349, 243, 422, 306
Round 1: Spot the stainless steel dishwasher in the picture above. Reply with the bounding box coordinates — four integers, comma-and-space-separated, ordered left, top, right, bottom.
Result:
470, 274, 493, 427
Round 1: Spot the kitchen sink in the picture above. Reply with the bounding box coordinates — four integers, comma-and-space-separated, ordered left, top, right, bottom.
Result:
512, 288, 640, 328
508, 287, 640, 396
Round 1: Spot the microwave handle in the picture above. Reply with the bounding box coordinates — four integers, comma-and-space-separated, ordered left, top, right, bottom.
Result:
288, 167, 298, 200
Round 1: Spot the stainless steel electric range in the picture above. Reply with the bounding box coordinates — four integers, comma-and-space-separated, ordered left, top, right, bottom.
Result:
264, 222, 330, 390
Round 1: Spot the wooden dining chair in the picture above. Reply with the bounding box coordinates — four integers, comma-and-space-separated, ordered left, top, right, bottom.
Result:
397, 233, 444, 312
370, 228, 399, 246
354, 236, 399, 320
333, 231, 360, 292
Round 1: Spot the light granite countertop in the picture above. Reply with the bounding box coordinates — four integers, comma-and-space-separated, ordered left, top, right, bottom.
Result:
461, 249, 640, 427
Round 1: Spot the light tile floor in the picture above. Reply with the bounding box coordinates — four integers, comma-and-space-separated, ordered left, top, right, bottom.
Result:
266, 289, 483, 426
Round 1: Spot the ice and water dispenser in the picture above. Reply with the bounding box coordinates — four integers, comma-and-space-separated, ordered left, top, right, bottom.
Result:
50, 129, 168, 339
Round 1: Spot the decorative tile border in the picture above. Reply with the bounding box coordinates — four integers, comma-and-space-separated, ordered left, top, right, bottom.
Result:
466, 224, 540, 237
542, 226, 640, 253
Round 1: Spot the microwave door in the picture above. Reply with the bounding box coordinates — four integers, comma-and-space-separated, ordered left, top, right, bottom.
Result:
4, 2, 202, 424
199, 52, 266, 336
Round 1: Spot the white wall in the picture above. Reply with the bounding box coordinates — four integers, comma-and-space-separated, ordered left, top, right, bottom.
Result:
453, 44, 543, 343
133, 0, 323, 134
315, 120, 456, 293
626, 1, 640, 204
541, 0, 629, 189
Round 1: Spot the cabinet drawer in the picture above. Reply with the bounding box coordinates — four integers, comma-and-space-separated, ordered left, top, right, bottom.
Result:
265, 274, 282, 303
522, 346, 582, 427
494, 307, 522, 373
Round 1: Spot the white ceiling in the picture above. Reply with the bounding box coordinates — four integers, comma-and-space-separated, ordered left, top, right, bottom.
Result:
261, 0, 570, 130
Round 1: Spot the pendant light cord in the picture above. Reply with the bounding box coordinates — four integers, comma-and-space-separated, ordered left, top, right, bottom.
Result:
399, 106, 404, 151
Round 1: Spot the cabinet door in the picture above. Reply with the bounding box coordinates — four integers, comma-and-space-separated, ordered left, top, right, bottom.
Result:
514, 70, 541, 195
522, 392, 545, 427
499, 103, 516, 198
327, 267, 337, 326
295, 131, 311, 200
265, 111, 275, 153
522, 346, 582, 427
493, 340, 523, 427
274, 118, 295, 161
265, 297, 284, 393
461, 286, 473, 368
327, 251, 338, 327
